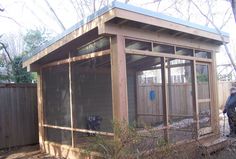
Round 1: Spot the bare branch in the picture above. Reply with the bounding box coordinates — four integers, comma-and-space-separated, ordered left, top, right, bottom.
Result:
162, 0, 179, 13
98, 0, 105, 10
220, 7, 233, 29
173, 2, 184, 18
43, 0, 66, 31
125, 0, 130, 3
141, 0, 161, 6
75, 0, 85, 19
93, 0, 96, 13
156, 0, 162, 11
69, 0, 80, 20
0, 41, 13, 63
0, 15, 22, 27
186, 0, 191, 21
23, 4, 50, 30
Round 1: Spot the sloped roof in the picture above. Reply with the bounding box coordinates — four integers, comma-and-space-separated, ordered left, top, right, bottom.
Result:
23, 1, 229, 68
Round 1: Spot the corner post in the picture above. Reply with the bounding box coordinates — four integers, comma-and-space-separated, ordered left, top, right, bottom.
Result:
37, 69, 45, 151
211, 51, 219, 135
110, 35, 129, 123
192, 60, 199, 138
161, 57, 169, 142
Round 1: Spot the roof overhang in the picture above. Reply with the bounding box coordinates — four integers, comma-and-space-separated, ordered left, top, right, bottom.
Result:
23, 1, 229, 71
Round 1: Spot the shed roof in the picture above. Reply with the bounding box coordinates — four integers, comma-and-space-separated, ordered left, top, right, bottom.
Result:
23, 1, 229, 69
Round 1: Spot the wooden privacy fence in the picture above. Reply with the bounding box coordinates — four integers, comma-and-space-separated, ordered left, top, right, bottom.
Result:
218, 81, 234, 109
137, 83, 195, 124
0, 83, 38, 149
137, 81, 235, 124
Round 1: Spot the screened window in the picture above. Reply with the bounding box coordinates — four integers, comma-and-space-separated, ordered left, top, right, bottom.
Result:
74, 37, 110, 56
42, 64, 71, 127
71, 54, 113, 146
195, 50, 211, 59
153, 43, 174, 54
45, 128, 72, 145
125, 39, 152, 51
176, 47, 193, 56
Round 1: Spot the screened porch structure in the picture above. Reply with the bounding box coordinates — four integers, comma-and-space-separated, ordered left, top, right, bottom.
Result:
23, 1, 229, 158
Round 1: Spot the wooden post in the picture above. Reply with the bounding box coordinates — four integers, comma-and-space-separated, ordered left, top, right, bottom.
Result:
161, 57, 169, 142
167, 59, 172, 121
192, 60, 199, 138
211, 52, 219, 135
69, 53, 75, 147
37, 69, 45, 151
110, 35, 129, 123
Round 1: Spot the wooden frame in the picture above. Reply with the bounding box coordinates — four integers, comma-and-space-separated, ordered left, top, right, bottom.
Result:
125, 35, 216, 140
110, 35, 129, 122
68, 52, 74, 147
196, 62, 213, 137
161, 57, 169, 142
43, 124, 114, 136
42, 49, 110, 69
125, 49, 213, 63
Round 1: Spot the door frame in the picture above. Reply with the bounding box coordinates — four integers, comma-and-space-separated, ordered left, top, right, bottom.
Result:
196, 62, 213, 137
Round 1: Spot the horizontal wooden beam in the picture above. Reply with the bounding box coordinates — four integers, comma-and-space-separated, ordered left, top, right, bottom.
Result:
198, 99, 211, 103
43, 124, 114, 136
125, 49, 213, 63
136, 60, 192, 71
137, 114, 193, 118
44, 141, 103, 158
42, 50, 110, 68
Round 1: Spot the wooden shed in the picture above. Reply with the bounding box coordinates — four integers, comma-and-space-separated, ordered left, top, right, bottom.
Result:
23, 1, 229, 158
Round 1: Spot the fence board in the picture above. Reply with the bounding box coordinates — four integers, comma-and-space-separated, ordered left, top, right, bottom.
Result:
0, 84, 38, 149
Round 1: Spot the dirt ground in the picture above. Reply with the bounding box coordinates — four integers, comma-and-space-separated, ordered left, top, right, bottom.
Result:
0, 145, 59, 159
0, 110, 236, 159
